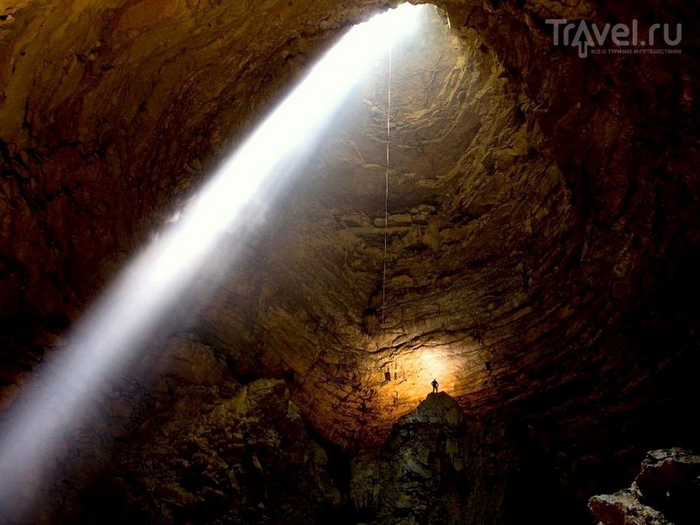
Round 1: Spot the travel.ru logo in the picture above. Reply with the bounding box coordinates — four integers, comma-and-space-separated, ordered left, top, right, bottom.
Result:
545, 19, 682, 58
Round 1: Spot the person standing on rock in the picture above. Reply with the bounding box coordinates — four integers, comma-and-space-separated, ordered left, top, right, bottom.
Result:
431, 378, 439, 393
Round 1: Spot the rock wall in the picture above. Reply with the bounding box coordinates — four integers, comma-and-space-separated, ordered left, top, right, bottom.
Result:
350, 392, 516, 525
32, 387, 523, 525
589, 448, 700, 525
1, 0, 700, 523
0, 0, 393, 324
41, 378, 341, 525
1, 0, 698, 446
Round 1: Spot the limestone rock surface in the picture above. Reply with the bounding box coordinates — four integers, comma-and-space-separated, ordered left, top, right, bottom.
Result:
590, 449, 700, 525
59, 379, 340, 525
350, 392, 515, 525
0, 0, 699, 523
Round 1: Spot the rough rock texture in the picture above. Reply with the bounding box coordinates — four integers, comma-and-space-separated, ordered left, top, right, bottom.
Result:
2, 0, 699, 446
350, 392, 514, 524
634, 449, 700, 522
0, 0, 700, 523
53, 378, 340, 525
0, 0, 395, 322
589, 449, 700, 525
193, 5, 549, 446
47, 388, 518, 525
0, 333, 232, 522
589, 490, 673, 525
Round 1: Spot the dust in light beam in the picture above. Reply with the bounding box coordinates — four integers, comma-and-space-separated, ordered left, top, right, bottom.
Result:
0, 4, 429, 520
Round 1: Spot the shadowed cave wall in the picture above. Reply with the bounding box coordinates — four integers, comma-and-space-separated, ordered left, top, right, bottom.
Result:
1, 0, 699, 523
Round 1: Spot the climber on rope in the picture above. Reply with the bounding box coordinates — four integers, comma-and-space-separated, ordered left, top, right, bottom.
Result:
431, 378, 439, 394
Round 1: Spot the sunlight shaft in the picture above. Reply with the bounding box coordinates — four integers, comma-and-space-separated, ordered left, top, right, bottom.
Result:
0, 4, 427, 519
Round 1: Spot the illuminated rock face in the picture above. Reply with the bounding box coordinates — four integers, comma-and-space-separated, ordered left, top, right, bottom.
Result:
350, 392, 515, 525
194, 7, 544, 445
1, 0, 700, 522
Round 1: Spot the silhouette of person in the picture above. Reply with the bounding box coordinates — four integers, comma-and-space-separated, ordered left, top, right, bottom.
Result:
431, 378, 439, 393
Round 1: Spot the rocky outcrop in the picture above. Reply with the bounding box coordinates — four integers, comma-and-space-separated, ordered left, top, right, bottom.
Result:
350, 392, 515, 525
1, 0, 698, 453
49, 378, 340, 525
589, 449, 700, 525
27, 388, 518, 525
1, 0, 699, 523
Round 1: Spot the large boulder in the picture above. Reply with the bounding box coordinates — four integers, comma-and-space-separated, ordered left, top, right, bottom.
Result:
350, 392, 514, 525
590, 449, 700, 525
589, 490, 673, 525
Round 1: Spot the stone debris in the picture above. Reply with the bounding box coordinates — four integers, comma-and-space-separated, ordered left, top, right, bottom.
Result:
590, 449, 700, 525
350, 392, 514, 525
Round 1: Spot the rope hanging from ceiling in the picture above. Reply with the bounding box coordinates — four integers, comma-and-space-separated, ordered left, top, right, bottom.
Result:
381, 45, 391, 325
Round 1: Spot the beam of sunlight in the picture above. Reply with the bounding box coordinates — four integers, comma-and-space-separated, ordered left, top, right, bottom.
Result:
0, 4, 427, 519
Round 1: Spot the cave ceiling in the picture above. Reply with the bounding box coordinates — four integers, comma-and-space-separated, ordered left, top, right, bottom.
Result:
0, 0, 699, 450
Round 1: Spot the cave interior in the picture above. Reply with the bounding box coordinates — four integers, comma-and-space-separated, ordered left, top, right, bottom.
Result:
0, 0, 699, 524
